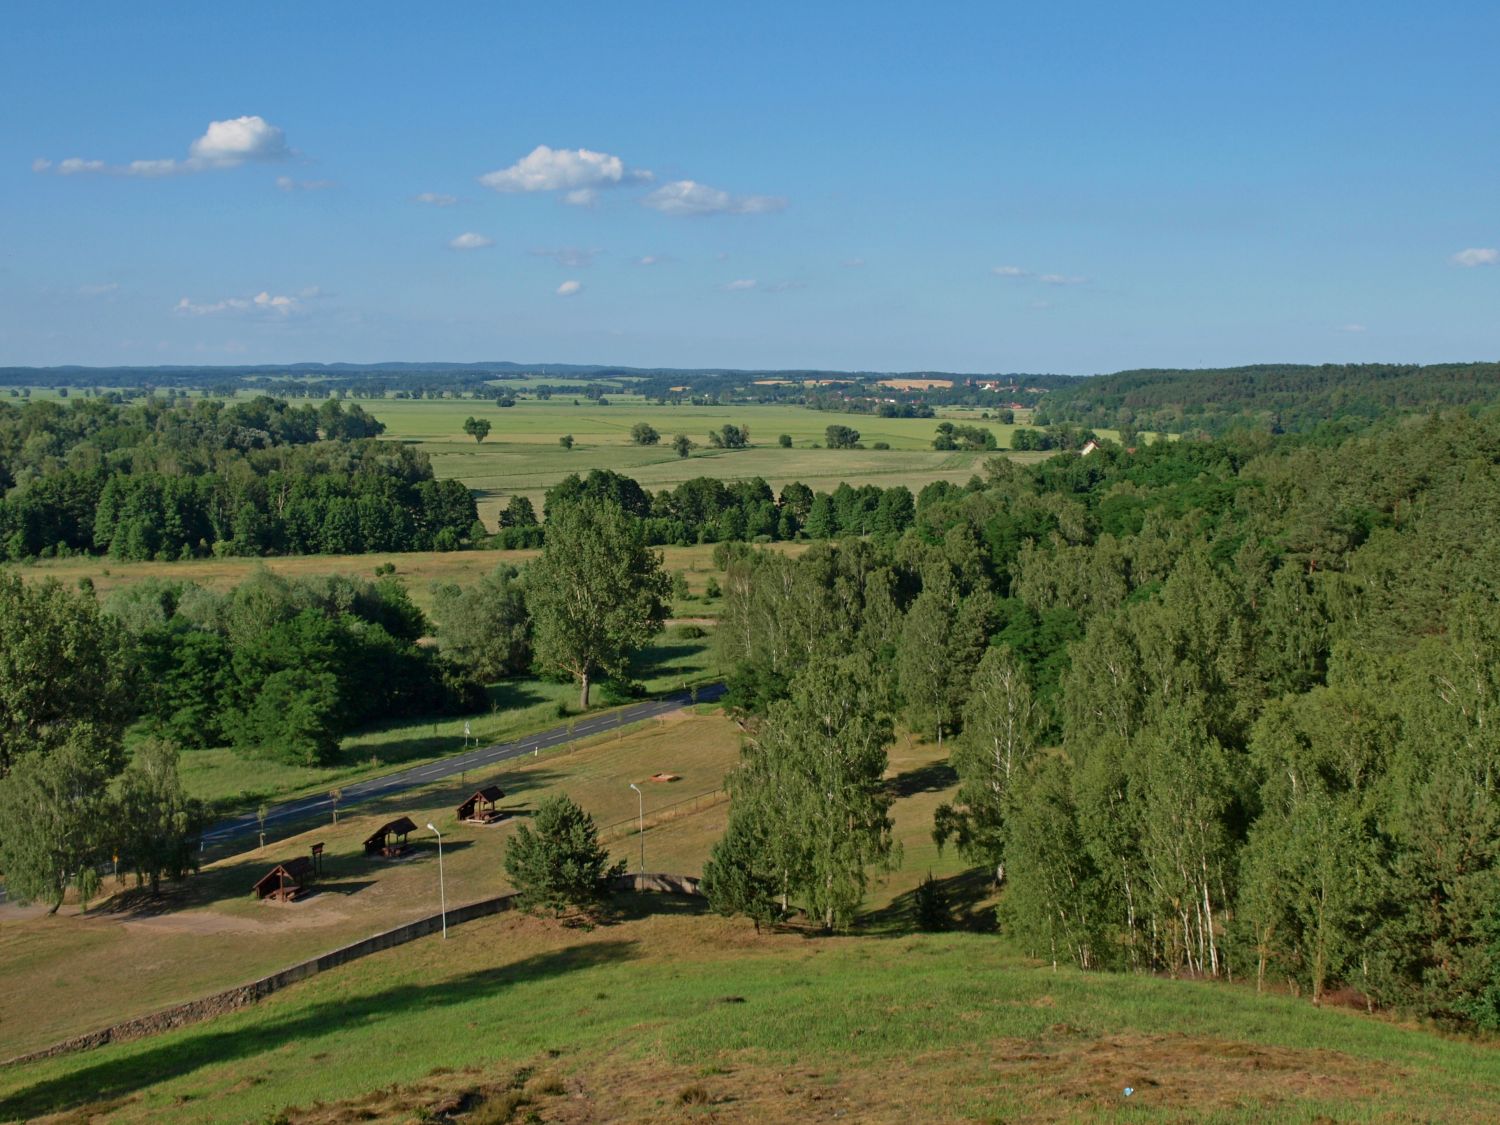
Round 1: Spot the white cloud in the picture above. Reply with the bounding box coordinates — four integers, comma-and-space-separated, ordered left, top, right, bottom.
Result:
276, 175, 334, 192
414, 192, 458, 206
188, 116, 290, 166
479, 145, 649, 198
722, 278, 757, 291
643, 180, 786, 216
529, 247, 601, 268
449, 232, 494, 251
1337, 323, 1368, 333
563, 188, 598, 207
174, 289, 306, 316
842, 257, 867, 268
556, 280, 582, 297
765, 280, 807, 293
1451, 247, 1498, 267
78, 282, 119, 296
994, 265, 1089, 286
636, 255, 662, 266
39, 115, 292, 177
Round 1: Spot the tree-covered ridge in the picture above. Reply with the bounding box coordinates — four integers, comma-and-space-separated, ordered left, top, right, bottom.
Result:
710, 408, 1500, 1027
1037, 361, 1500, 437
0, 395, 477, 560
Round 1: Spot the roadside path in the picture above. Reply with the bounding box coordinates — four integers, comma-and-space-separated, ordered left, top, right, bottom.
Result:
199, 682, 726, 853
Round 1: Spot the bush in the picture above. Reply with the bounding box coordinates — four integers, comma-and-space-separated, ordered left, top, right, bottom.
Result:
778, 433, 792, 448
503, 795, 626, 916
914, 872, 954, 931
675, 623, 707, 639
705, 577, 722, 599
873, 441, 890, 450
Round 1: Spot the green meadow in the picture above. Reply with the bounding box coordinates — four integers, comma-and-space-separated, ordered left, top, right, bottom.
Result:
354, 394, 1088, 526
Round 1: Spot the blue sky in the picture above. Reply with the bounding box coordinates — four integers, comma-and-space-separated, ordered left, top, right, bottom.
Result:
2, 2, 1496, 373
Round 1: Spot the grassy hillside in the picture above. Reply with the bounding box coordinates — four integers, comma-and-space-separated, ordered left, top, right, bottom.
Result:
4, 902, 1499, 1123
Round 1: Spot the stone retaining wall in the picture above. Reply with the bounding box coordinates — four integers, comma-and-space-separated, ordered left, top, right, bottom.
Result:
4, 873, 702, 1068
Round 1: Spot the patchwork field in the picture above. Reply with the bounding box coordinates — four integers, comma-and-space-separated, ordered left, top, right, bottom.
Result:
351, 396, 1103, 526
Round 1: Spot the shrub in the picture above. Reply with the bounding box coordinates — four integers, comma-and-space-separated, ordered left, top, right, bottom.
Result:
502, 795, 625, 916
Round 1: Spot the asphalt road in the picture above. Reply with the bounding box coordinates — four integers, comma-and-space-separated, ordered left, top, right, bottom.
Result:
199, 682, 725, 853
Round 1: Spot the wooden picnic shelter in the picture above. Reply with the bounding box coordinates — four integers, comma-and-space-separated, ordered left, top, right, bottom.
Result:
363, 816, 419, 857
253, 857, 314, 902
456, 785, 506, 824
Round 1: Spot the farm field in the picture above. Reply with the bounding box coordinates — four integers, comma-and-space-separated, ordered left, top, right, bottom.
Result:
0, 719, 970, 1065
353, 396, 1105, 526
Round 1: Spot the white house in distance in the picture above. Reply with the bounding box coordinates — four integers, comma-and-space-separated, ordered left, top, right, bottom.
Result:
1079, 438, 1102, 456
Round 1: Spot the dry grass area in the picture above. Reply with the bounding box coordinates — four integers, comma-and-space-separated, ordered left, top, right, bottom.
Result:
877, 377, 955, 390
8, 542, 797, 612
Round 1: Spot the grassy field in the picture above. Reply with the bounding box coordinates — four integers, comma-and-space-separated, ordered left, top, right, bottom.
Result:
355, 396, 1109, 526
8, 541, 764, 615
5, 897, 1499, 1121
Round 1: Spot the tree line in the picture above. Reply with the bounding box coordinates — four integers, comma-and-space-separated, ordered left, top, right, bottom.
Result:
704, 409, 1500, 1029
0, 395, 477, 561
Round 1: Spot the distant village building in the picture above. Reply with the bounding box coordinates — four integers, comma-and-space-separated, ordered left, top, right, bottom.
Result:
1079, 439, 1101, 456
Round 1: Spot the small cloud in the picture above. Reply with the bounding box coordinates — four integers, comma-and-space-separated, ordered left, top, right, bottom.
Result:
992, 265, 1029, 278
1029, 299, 1053, 311
556, 280, 582, 297
529, 247, 601, 268
722, 278, 757, 291
449, 232, 494, 251
842, 257, 866, 268
1337, 323, 1368, 333
479, 145, 649, 197
635, 254, 664, 266
276, 175, 334, 192
188, 116, 290, 166
1039, 273, 1088, 286
715, 251, 731, 261
175, 289, 308, 316
413, 192, 458, 206
765, 280, 807, 293
643, 180, 786, 216
563, 188, 598, 207
1451, 247, 1498, 267
78, 282, 119, 296
39, 115, 292, 178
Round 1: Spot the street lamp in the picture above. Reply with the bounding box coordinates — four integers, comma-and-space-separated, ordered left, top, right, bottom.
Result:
628, 783, 644, 874
426, 823, 447, 939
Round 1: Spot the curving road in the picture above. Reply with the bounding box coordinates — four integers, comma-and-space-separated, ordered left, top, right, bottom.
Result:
200, 682, 725, 855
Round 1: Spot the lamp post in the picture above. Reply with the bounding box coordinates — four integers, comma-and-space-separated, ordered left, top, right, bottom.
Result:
628, 783, 644, 874
426, 823, 447, 939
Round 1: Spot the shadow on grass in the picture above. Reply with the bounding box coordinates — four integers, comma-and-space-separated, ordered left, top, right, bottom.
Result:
487, 680, 550, 712
0, 940, 642, 1120
885, 760, 958, 798
860, 868, 998, 935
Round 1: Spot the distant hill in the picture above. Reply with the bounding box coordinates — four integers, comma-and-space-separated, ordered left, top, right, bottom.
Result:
1036, 362, 1500, 435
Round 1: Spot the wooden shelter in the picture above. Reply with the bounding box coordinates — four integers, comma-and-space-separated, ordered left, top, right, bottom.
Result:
456, 785, 506, 824
363, 816, 419, 857
253, 857, 314, 902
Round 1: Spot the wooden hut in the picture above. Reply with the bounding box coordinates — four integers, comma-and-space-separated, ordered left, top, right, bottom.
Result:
253, 857, 314, 902
456, 785, 506, 824
363, 816, 419, 857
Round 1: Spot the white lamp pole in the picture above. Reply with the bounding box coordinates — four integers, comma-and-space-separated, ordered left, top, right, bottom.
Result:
426, 823, 447, 939
629, 783, 644, 874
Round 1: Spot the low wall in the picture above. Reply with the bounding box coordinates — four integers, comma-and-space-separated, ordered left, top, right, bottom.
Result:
4, 873, 703, 1068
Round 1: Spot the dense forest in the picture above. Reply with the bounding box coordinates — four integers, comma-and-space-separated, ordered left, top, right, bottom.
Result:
704, 408, 1500, 1028
0, 396, 477, 560
1037, 362, 1500, 437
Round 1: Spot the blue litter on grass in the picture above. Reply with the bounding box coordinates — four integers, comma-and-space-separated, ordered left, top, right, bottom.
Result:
1124, 1087, 1135, 1097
